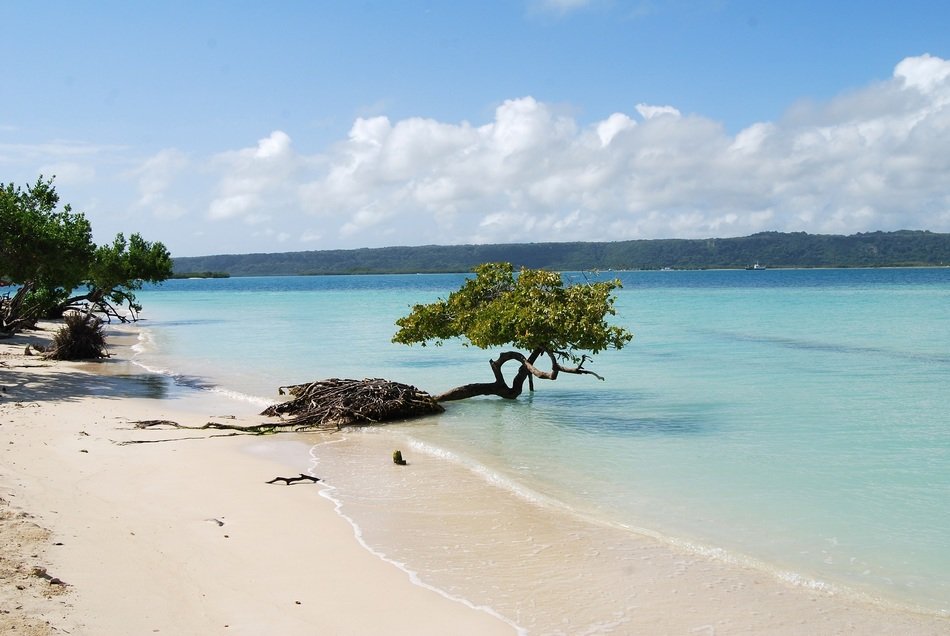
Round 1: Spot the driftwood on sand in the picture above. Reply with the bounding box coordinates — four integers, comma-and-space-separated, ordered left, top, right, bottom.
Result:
126, 378, 443, 442
260, 378, 444, 430
265, 474, 321, 485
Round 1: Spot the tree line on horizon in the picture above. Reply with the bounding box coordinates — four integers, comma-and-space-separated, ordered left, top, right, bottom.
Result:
172, 230, 950, 276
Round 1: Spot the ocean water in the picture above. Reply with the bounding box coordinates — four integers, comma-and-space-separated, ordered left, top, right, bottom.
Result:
130, 268, 950, 627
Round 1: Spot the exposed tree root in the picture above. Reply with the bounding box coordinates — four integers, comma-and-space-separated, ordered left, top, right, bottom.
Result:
120, 378, 443, 443
261, 378, 444, 429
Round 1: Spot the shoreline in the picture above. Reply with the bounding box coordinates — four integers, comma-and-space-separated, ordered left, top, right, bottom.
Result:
0, 323, 516, 635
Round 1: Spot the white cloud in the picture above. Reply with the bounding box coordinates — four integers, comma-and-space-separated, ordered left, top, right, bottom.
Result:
340, 203, 396, 236
635, 103, 681, 120
895, 53, 950, 94
287, 55, 950, 246
254, 130, 293, 158
596, 113, 637, 146
729, 122, 774, 154
208, 130, 306, 223
209, 194, 255, 220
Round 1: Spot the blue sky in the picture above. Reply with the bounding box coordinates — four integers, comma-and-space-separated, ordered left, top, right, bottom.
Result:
2, 1, 949, 256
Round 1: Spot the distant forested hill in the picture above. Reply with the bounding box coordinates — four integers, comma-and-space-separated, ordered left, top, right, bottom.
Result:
172, 230, 950, 276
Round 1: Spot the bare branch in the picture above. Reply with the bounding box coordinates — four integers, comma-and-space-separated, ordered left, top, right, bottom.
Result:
265, 474, 321, 485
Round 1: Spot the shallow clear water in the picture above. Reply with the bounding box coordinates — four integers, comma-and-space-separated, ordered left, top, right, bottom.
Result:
132, 268, 950, 620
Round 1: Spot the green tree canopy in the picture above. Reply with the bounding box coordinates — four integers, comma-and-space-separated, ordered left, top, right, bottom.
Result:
1, 176, 172, 334
68, 231, 173, 319
393, 262, 633, 401
1, 177, 94, 292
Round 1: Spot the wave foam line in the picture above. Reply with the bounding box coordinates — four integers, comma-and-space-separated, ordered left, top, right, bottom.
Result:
307, 438, 526, 635
403, 437, 575, 512
128, 356, 274, 409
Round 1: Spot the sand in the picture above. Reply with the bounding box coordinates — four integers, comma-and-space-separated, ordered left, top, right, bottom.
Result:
0, 324, 515, 635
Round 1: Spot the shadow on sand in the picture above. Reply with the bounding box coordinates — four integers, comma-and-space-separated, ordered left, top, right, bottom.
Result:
1, 358, 173, 404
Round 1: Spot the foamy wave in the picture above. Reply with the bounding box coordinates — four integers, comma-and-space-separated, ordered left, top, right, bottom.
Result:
206, 386, 274, 408
131, 327, 155, 355
125, 325, 275, 407
127, 358, 274, 408
404, 438, 573, 512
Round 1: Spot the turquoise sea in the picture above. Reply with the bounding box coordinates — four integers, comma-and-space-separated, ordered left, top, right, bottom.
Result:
131, 268, 950, 628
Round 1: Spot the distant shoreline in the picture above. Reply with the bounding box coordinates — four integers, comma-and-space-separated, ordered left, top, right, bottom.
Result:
172, 230, 950, 277
165, 263, 950, 279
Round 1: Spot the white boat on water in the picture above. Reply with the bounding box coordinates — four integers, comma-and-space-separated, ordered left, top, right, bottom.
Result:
745, 262, 767, 270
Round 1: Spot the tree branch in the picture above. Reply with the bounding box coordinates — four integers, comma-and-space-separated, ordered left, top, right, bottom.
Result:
265, 474, 321, 485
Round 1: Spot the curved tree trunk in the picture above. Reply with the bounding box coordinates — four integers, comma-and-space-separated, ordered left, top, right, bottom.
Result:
435, 349, 542, 401
434, 347, 611, 402
433, 381, 520, 402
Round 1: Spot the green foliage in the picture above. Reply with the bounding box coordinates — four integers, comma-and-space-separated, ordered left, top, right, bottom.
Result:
393, 262, 632, 362
23, 286, 70, 318
84, 232, 173, 313
0, 177, 94, 291
44, 312, 108, 360
1, 176, 172, 331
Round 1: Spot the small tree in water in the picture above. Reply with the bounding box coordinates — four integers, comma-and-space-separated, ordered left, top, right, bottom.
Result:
393, 262, 633, 402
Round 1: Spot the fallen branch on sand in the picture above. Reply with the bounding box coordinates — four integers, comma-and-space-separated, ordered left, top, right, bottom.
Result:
265, 474, 321, 485
129, 419, 282, 434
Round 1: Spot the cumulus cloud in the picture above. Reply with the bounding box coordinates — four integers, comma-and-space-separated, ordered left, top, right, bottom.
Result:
284, 54, 950, 246
635, 104, 681, 120
596, 113, 637, 146
895, 53, 950, 93
208, 130, 306, 222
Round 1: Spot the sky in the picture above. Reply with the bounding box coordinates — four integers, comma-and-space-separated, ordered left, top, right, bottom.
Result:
2, 1, 949, 257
